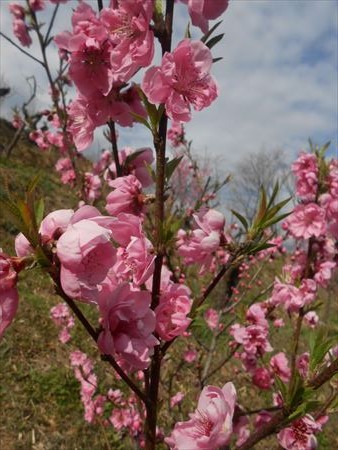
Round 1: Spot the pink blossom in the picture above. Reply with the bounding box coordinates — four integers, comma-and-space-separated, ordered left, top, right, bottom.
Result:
292, 152, 318, 201
97, 283, 158, 370
50, 302, 74, 343
246, 303, 268, 328
29, 129, 50, 150
68, 87, 145, 151
314, 260, 336, 287
270, 352, 291, 382
252, 367, 273, 390
29, 0, 45, 11
270, 278, 316, 313
11, 113, 24, 129
278, 415, 320, 450
57, 212, 116, 302
0, 253, 19, 339
166, 382, 236, 449
171, 392, 185, 408
155, 283, 192, 341
12, 19, 32, 47
285, 203, 326, 239
114, 235, 155, 286
67, 97, 95, 151
39, 209, 74, 242
9, 4, 25, 20
68, 37, 113, 97
106, 175, 144, 216
180, 0, 229, 33
15, 233, 33, 257
142, 39, 218, 122
108, 213, 143, 247
183, 349, 197, 363
204, 308, 219, 330
100, 0, 154, 82
84, 172, 101, 202
296, 353, 310, 378
303, 311, 319, 328
230, 323, 272, 356
177, 208, 225, 273
168, 122, 185, 147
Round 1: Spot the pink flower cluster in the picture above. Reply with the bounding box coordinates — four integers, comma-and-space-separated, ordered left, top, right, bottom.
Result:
166, 382, 236, 450
70, 350, 103, 423
230, 303, 273, 373
50, 302, 74, 343
55, 157, 76, 185
54, 1, 152, 151
9, 3, 32, 47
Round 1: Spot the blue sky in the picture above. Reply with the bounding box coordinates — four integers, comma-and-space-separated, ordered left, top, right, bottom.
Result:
0, 0, 337, 167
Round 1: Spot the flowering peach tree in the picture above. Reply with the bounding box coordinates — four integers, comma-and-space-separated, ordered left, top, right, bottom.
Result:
1, 1, 338, 449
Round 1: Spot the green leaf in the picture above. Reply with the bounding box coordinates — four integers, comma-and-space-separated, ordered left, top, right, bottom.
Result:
26, 173, 41, 194
201, 20, 223, 43
205, 33, 224, 49
274, 376, 288, 402
264, 197, 291, 221
35, 198, 45, 226
130, 112, 152, 132
231, 210, 248, 231
124, 149, 147, 167
260, 212, 291, 229
185, 22, 191, 39
212, 57, 223, 64
267, 182, 279, 210
309, 331, 336, 372
253, 186, 267, 227
165, 155, 184, 181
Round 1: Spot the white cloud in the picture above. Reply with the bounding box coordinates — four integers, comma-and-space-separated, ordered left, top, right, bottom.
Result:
0, 0, 337, 165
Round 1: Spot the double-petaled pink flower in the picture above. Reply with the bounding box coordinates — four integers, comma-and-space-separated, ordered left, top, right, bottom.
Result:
142, 39, 218, 122
155, 283, 192, 341
97, 283, 158, 370
56, 206, 116, 302
165, 382, 236, 449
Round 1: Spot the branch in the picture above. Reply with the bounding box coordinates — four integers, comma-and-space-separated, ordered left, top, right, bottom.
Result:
44, 3, 59, 46
108, 120, 122, 177
0, 32, 44, 66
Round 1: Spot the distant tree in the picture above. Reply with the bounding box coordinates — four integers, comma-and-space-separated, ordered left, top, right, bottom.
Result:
228, 148, 291, 223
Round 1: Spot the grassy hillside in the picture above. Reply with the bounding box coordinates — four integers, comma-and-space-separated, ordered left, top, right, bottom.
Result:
0, 119, 124, 449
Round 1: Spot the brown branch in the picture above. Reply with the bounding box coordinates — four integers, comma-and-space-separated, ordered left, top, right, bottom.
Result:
108, 120, 122, 177
308, 357, 338, 390
0, 31, 44, 66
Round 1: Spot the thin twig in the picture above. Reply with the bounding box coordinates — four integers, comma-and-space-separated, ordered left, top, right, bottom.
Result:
0, 32, 44, 66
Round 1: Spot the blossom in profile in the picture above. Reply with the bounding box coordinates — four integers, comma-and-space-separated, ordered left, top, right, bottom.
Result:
142, 39, 218, 122
180, 0, 229, 33
165, 382, 236, 449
